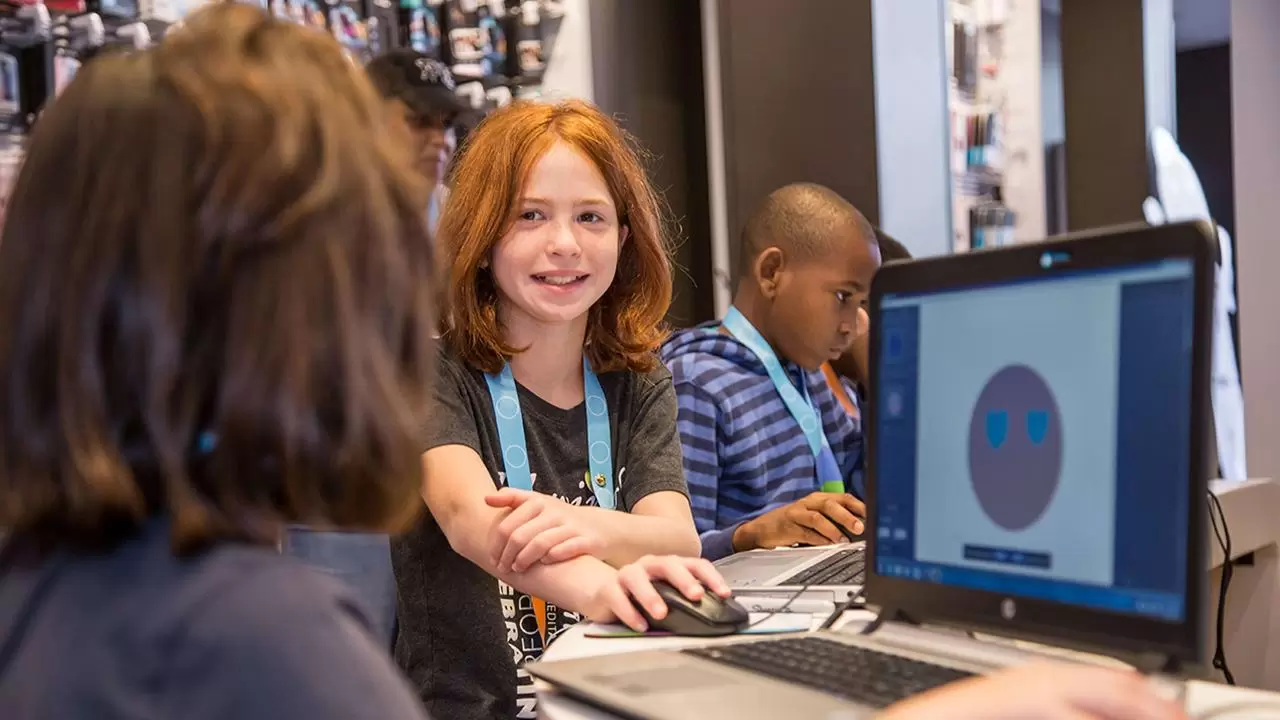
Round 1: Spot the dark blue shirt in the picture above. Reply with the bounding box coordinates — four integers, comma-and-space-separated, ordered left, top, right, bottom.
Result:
0, 520, 429, 720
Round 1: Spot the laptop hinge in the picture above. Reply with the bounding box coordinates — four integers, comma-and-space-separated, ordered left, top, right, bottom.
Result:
859, 606, 920, 636
860, 611, 1190, 679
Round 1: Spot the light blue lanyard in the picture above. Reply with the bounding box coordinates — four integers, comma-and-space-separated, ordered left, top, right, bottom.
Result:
484, 357, 616, 510
722, 307, 847, 495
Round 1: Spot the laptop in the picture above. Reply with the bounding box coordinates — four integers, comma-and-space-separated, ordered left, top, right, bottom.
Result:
529, 221, 1214, 718
713, 543, 866, 612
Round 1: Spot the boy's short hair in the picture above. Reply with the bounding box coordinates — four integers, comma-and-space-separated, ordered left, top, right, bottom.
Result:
0, 4, 436, 554
365, 50, 467, 128
439, 100, 672, 375
738, 183, 876, 278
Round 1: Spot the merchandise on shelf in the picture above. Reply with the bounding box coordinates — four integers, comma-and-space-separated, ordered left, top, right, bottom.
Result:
948, 0, 1008, 251
969, 187, 1015, 250
328, 0, 370, 62
444, 0, 485, 80
271, 0, 326, 29
475, 0, 504, 79
363, 0, 397, 55
51, 49, 79, 93
0, 0, 176, 219
508, 0, 541, 80
0, 52, 18, 119
398, 0, 442, 56
0, 135, 22, 227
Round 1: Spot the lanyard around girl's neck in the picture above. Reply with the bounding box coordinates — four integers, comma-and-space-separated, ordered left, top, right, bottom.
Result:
722, 307, 847, 495
484, 356, 616, 510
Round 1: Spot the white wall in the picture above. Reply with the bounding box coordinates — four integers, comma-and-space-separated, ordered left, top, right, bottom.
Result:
871, 0, 952, 258
1175, 0, 1230, 50
1144, 0, 1178, 138
1232, 0, 1280, 486
537, 0, 595, 102
1041, 10, 1064, 145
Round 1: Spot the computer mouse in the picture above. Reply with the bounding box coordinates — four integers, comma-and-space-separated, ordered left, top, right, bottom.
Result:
824, 513, 862, 542
639, 580, 750, 637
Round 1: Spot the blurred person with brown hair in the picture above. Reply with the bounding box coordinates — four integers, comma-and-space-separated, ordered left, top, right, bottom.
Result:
0, 4, 436, 718
391, 99, 720, 719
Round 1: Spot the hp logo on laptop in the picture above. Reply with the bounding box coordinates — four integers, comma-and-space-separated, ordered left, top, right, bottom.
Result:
1001, 598, 1017, 621
1039, 250, 1071, 269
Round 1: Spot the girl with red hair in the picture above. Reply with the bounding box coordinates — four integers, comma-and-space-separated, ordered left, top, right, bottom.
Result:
391, 99, 725, 719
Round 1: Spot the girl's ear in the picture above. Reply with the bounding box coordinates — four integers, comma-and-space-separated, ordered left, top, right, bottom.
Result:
620, 224, 630, 247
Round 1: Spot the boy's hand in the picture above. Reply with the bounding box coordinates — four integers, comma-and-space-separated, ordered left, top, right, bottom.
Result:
731, 492, 865, 552
485, 488, 602, 573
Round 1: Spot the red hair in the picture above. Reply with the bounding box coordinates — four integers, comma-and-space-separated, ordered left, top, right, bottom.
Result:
439, 100, 672, 374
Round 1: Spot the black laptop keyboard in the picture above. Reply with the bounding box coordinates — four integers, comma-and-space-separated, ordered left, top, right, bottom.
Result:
685, 636, 974, 709
781, 546, 866, 586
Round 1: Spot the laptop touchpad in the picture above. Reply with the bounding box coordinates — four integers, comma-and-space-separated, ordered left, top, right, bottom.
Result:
586, 667, 734, 696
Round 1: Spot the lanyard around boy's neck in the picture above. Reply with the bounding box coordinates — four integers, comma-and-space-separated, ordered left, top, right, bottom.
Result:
721, 307, 846, 495
484, 356, 616, 510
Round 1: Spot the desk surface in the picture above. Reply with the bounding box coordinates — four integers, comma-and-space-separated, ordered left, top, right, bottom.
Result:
536, 612, 1280, 720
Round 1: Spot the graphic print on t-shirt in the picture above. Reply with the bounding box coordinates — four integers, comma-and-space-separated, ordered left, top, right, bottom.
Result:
496, 466, 622, 719
502, 577, 582, 718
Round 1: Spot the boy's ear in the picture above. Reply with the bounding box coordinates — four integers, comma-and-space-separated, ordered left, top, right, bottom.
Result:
755, 247, 785, 299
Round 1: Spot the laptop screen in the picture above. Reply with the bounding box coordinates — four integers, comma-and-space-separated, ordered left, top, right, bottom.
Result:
872, 258, 1195, 623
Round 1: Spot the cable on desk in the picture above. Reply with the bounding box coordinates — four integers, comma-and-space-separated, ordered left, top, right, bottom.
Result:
741, 581, 867, 633
818, 592, 866, 630
1207, 489, 1235, 685
741, 581, 818, 632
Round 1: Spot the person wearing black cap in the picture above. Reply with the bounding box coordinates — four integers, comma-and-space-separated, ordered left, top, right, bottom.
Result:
366, 51, 468, 234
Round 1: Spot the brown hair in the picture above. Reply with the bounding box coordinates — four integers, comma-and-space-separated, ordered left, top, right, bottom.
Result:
439, 100, 672, 374
0, 3, 436, 553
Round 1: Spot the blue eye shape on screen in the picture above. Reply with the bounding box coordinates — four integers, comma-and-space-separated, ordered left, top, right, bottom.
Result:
985, 410, 1008, 449
1026, 409, 1050, 445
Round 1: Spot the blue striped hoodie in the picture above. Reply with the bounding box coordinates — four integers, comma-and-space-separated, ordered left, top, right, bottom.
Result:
661, 322, 865, 561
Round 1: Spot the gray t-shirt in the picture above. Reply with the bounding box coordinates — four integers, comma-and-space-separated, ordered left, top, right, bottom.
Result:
392, 346, 690, 720
0, 520, 428, 720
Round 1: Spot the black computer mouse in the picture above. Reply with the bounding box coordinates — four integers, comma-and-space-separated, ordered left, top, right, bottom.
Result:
639, 580, 750, 637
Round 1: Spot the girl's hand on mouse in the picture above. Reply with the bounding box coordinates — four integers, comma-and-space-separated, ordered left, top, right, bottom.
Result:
485, 488, 603, 573
877, 662, 1187, 720
584, 555, 732, 632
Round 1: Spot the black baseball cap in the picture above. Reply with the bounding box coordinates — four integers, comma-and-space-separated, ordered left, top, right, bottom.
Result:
365, 51, 469, 126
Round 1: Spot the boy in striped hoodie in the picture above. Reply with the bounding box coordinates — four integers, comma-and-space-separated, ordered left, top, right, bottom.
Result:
661, 183, 881, 560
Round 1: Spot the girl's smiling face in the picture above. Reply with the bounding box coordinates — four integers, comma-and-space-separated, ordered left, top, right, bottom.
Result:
490, 141, 626, 331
